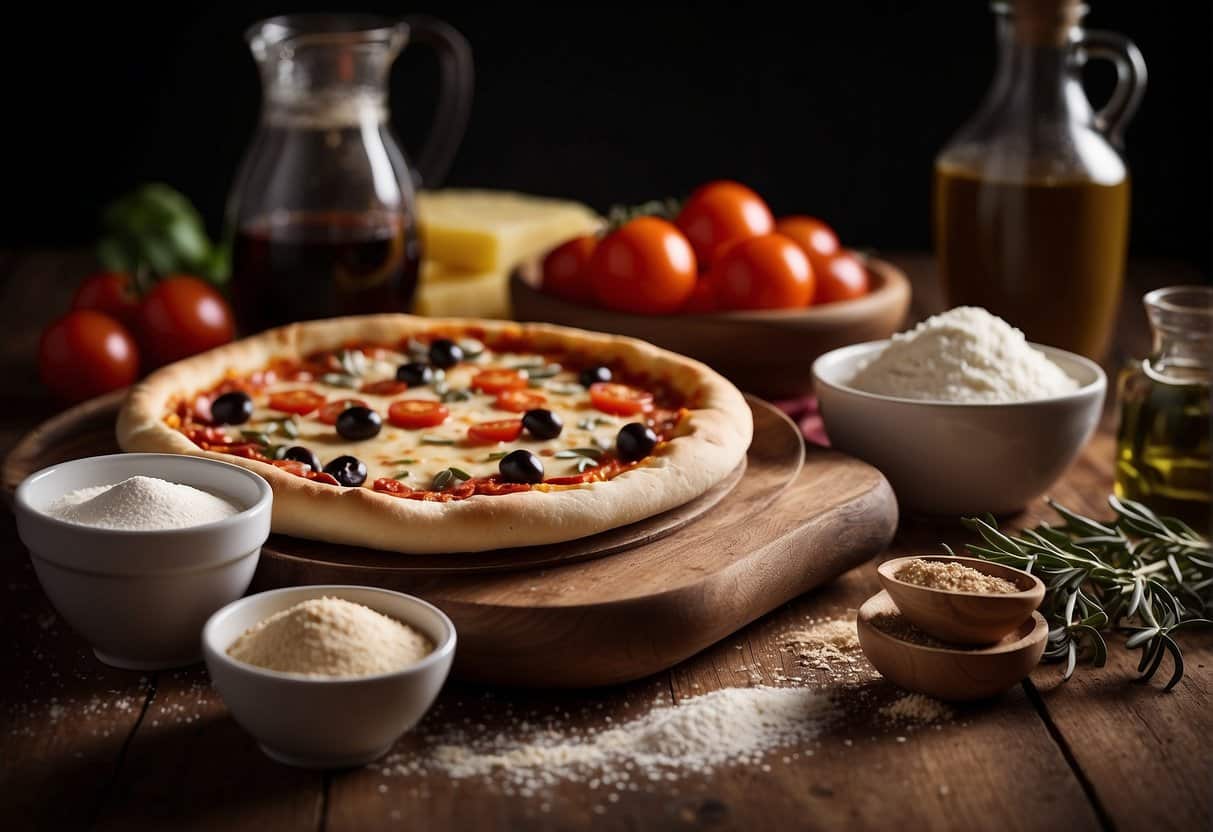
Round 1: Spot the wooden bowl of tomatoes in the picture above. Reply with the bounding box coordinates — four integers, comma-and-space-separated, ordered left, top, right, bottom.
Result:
511, 181, 911, 399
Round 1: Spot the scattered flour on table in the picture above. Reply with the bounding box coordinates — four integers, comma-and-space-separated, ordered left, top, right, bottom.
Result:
227, 597, 433, 678
45, 475, 239, 530
392, 687, 831, 786
780, 617, 865, 681
849, 306, 1078, 403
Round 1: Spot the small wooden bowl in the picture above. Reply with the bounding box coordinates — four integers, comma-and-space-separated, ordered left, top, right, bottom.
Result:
857, 590, 1047, 702
510, 255, 911, 399
877, 556, 1045, 645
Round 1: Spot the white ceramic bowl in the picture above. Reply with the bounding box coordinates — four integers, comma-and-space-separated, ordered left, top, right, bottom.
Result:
202, 585, 456, 769
14, 453, 272, 670
813, 341, 1106, 515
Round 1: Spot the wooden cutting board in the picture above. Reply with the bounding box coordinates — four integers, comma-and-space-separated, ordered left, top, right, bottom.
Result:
5, 395, 898, 687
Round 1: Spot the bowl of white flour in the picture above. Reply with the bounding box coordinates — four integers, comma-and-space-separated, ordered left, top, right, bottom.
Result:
14, 452, 272, 669
812, 308, 1106, 515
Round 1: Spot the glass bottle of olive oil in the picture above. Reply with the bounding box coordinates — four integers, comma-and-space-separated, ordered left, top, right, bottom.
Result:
1115, 287, 1212, 532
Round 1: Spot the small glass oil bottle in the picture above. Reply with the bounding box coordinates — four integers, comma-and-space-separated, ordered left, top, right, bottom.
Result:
1115, 286, 1212, 531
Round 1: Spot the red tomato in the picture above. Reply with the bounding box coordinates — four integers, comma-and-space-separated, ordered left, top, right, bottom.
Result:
71, 272, 139, 329
268, 389, 326, 415
495, 389, 548, 412
815, 250, 870, 304
471, 369, 528, 394
269, 459, 312, 477
589, 382, 653, 416
361, 379, 409, 396
387, 399, 449, 429
137, 276, 235, 368
541, 235, 598, 305
775, 216, 841, 277
38, 310, 139, 403
705, 233, 815, 310
675, 181, 774, 268
589, 217, 697, 315
318, 398, 367, 425
467, 419, 523, 443
681, 280, 718, 314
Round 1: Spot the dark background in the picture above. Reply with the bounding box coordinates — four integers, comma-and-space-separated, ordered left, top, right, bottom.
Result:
4, 1, 1210, 271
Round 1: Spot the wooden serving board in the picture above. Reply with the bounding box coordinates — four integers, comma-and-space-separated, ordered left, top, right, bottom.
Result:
5, 395, 898, 687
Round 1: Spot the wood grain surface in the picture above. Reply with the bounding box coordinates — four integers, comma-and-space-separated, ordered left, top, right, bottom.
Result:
1, 251, 1208, 832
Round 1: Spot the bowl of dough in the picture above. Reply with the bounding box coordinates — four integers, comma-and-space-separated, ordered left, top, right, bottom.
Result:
812, 307, 1106, 516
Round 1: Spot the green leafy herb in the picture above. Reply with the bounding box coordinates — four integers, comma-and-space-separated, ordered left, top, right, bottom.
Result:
950, 496, 1211, 691
393, 471, 410, 480
525, 363, 563, 380
555, 447, 604, 460
509, 359, 546, 371
486, 451, 509, 461
441, 388, 472, 403
431, 467, 472, 491
546, 382, 583, 395
96, 183, 229, 285
265, 444, 289, 460
421, 435, 456, 446
606, 197, 683, 230
389, 458, 418, 465
240, 430, 271, 446
279, 417, 300, 439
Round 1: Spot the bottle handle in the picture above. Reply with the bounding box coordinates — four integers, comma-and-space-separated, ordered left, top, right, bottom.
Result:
402, 16, 474, 188
1076, 29, 1147, 148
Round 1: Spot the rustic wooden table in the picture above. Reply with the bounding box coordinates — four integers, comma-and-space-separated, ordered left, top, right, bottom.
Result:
1, 252, 1207, 831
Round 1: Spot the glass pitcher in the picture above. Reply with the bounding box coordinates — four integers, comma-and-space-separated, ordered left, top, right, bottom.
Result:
227, 14, 473, 334
933, 0, 1146, 360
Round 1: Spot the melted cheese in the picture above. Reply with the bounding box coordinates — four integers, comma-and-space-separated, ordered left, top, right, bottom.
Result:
244, 347, 624, 488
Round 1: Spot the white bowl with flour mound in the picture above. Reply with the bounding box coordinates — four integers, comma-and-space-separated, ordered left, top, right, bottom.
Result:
14, 453, 272, 669
812, 308, 1105, 515
203, 585, 456, 769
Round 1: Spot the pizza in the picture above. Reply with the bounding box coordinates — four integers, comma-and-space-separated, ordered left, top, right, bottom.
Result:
116, 315, 752, 553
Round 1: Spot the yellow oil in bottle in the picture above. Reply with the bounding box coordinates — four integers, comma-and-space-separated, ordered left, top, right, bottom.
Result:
1115, 361, 1211, 530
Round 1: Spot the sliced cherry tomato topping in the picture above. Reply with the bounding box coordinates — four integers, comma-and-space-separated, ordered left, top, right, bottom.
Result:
318, 398, 367, 425
309, 472, 341, 486
467, 419, 523, 443
495, 389, 548, 413
472, 369, 528, 394
387, 399, 450, 429
589, 382, 654, 416
373, 477, 412, 496
268, 389, 326, 415
361, 379, 409, 396
269, 459, 312, 477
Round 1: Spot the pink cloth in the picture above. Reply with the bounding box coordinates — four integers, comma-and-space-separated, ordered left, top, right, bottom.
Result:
773, 396, 830, 448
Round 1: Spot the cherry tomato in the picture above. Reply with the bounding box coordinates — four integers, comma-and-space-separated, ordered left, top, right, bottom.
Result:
269, 459, 312, 478
681, 280, 718, 314
467, 419, 523, 444
541, 235, 598, 305
815, 250, 871, 304
775, 216, 841, 278
705, 233, 814, 310
268, 389, 326, 415
495, 389, 548, 412
589, 217, 697, 315
361, 379, 410, 396
318, 398, 367, 425
387, 399, 449, 429
38, 310, 139, 403
589, 382, 653, 416
675, 181, 774, 268
137, 275, 234, 368
71, 272, 139, 329
471, 369, 528, 394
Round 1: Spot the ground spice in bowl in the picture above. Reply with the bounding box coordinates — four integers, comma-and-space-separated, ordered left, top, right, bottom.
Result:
868, 612, 959, 649
227, 597, 434, 678
894, 559, 1019, 594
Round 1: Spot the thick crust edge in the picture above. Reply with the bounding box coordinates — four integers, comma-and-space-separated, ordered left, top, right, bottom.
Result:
116, 315, 753, 554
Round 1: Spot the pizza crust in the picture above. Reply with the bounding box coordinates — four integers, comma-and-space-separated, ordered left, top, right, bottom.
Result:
117, 315, 753, 554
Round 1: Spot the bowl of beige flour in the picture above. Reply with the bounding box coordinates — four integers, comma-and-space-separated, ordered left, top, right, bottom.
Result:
812, 307, 1105, 515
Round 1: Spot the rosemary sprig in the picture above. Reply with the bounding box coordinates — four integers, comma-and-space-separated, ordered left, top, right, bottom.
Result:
949, 496, 1211, 690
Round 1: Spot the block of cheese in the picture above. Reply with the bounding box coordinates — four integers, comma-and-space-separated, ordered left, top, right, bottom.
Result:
417, 190, 601, 273
412, 261, 511, 320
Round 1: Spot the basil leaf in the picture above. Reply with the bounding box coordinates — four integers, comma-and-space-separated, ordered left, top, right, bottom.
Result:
432, 469, 453, 490
389, 458, 418, 465
486, 451, 509, 461
240, 430, 271, 446
449, 467, 472, 481
421, 435, 456, 446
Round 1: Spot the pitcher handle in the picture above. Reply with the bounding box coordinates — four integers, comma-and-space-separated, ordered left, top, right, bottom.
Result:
1077, 29, 1147, 148
403, 16, 474, 188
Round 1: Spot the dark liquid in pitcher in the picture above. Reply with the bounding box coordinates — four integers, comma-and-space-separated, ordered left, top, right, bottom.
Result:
231, 211, 420, 334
